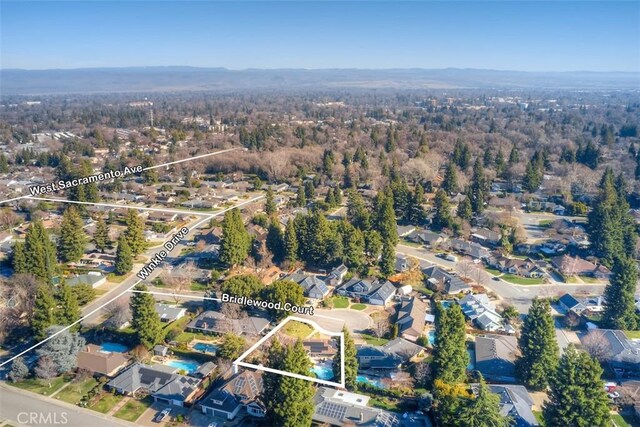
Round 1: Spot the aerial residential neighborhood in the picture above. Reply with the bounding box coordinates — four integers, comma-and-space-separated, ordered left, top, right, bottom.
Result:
1, 1, 639, 427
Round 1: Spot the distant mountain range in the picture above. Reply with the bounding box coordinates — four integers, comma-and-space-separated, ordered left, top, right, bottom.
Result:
1, 67, 638, 95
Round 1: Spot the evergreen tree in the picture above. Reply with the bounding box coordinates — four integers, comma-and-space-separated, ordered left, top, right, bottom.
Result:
457, 195, 472, 221
220, 208, 251, 267
602, 256, 638, 330
304, 180, 315, 201
8, 357, 28, 382
283, 219, 298, 264
432, 303, 469, 384
263, 280, 305, 321
324, 188, 337, 207
130, 283, 163, 348
0, 154, 9, 173
266, 220, 285, 262
35, 326, 85, 374
265, 187, 276, 215
221, 274, 262, 298
516, 298, 559, 390
364, 230, 382, 265
433, 189, 453, 230
457, 376, 512, 427
23, 220, 57, 284
374, 189, 398, 245
483, 148, 493, 168
58, 206, 87, 262
56, 283, 80, 330
31, 285, 56, 340
469, 159, 485, 214
296, 184, 307, 207
495, 149, 506, 177
115, 234, 133, 275
543, 346, 611, 427
93, 215, 110, 252
523, 160, 541, 192
379, 239, 396, 278
270, 341, 315, 427
333, 187, 342, 205
409, 184, 427, 225
11, 241, 27, 273
442, 161, 458, 193
347, 190, 370, 231
322, 149, 335, 176
217, 333, 246, 360
338, 221, 365, 272
124, 210, 147, 257
333, 326, 358, 390
508, 145, 520, 164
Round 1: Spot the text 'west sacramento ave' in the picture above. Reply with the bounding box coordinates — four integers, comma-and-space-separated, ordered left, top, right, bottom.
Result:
29, 165, 143, 196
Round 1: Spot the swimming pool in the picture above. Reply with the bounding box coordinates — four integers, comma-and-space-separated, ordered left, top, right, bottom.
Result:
193, 342, 218, 354
427, 330, 437, 345
311, 365, 334, 381
165, 359, 200, 374
99, 342, 128, 353
357, 375, 386, 389
440, 300, 454, 309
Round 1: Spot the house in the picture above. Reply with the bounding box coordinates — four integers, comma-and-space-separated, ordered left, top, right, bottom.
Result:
396, 225, 416, 237
356, 346, 402, 371
579, 329, 640, 373
186, 310, 270, 336
396, 297, 427, 342
303, 339, 337, 358
422, 265, 471, 295
459, 294, 504, 332
381, 338, 426, 360
325, 264, 348, 286
471, 228, 501, 247
550, 254, 610, 279
154, 345, 169, 357
312, 387, 399, 427
107, 363, 201, 407
558, 294, 586, 315
284, 271, 330, 300
336, 278, 396, 306
448, 239, 490, 260
200, 369, 265, 420
475, 335, 519, 382
487, 385, 539, 427
155, 303, 187, 323
66, 272, 106, 288
395, 255, 410, 273
76, 344, 129, 377
406, 230, 446, 247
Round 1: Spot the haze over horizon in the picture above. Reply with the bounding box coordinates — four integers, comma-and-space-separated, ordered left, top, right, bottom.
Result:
1, 1, 639, 73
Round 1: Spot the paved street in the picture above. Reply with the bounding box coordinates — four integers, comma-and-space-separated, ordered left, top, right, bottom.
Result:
0, 384, 132, 427
300, 308, 372, 334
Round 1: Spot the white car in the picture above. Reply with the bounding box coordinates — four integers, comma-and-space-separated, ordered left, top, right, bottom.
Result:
154, 408, 171, 423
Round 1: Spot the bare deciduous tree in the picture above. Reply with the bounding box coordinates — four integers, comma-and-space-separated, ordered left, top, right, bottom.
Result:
371, 311, 391, 339
582, 331, 612, 362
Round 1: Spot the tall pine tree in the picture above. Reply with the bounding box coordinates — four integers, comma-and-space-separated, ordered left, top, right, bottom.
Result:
93, 215, 110, 252
58, 206, 87, 262
130, 283, 163, 348
432, 303, 469, 384
602, 256, 639, 330
31, 285, 56, 340
124, 210, 147, 257
115, 234, 133, 275
332, 326, 358, 390
220, 208, 251, 267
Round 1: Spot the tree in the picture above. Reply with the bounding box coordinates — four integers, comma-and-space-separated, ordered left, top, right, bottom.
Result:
23, 220, 57, 284
263, 339, 286, 419
114, 234, 133, 275
217, 333, 246, 360
457, 376, 512, 427
523, 160, 541, 193
409, 184, 427, 224
56, 283, 80, 330
36, 326, 85, 374
11, 241, 27, 273
31, 285, 56, 340
432, 189, 453, 230
283, 219, 298, 264
124, 210, 147, 257
516, 298, 559, 390
270, 340, 315, 427
333, 326, 358, 390
304, 180, 315, 201
379, 239, 396, 278
266, 220, 285, 262
93, 215, 110, 252
265, 187, 277, 215
337, 221, 365, 272
432, 303, 468, 384
220, 208, 251, 267
58, 206, 87, 262
374, 189, 397, 245
221, 274, 262, 299
130, 284, 163, 348
457, 195, 472, 221
469, 159, 485, 214
442, 161, 458, 194
295, 184, 307, 207
262, 280, 305, 321
433, 380, 474, 426
8, 357, 28, 382
602, 256, 638, 330
543, 346, 611, 427
347, 190, 370, 231
364, 230, 382, 265
34, 355, 57, 387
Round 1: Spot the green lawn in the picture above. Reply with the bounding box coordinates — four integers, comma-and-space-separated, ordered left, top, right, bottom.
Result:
501, 274, 544, 285
114, 398, 152, 422
533, 411, 545, 426
624, 330, 640, 339
538, 219, 554, 227
611, 413, 633, 427
283, 321, 314, 339
190, 282, 209, 291
565, 276, 581, 284
351, 303, 367, 311
484, 267, 502, 276
331, 296, 350, 309
11, 376, 70, 396
579, 275, 602, 284
106, 273, 130, 283
89, 393, 124, 414
360, 333, 389, 346
55, 378, 99, 404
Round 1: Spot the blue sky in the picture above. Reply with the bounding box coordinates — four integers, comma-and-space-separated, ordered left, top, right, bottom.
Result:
1, 1, 638, 71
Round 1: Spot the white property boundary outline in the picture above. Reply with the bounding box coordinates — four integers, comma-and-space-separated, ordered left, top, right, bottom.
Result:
0, 148, 260, 368
232, 315, 346, 389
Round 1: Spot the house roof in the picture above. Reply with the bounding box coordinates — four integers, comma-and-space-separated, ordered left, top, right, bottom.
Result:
580, 329, 640, 364
550, 254, 600, 275
222, 369, 263, 404
107, 363, 199, 401
76, 344, 129, 376
475, 335, 518, 379
155, 303, 186, 321
487, 384, 538, 427
312, 386, 399, 427
187, 310, 270, 335
396, 297, 427, 338
200, 389, 241, 414
558, 293, 584, 311
381, 338, 425, 360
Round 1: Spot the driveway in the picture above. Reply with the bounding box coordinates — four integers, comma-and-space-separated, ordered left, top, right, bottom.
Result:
301, 308, 372, 334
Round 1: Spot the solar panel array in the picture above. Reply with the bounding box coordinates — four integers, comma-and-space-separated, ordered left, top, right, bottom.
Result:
233, 376, 246, 394
248, 375, 259, 396
316, 402, 347, 421
377, 411, 400, 427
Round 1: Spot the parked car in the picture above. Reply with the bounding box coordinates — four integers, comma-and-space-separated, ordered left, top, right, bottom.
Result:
154, 408, 171, 423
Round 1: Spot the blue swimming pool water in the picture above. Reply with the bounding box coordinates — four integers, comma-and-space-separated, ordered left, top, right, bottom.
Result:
100, 342, 128, 353
166, 359, 200, 374
440, 300, 454, 309
193, 342, 218, 354
428, 330, 437, 345
311, 365, 334, 380
357, 375, 386, 389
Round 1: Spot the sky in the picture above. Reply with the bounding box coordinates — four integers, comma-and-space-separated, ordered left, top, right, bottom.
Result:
1, 1, 639, 72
